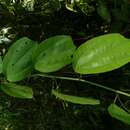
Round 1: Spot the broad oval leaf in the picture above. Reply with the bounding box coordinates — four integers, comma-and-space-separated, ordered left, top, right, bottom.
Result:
0, 83, 33, 99
52, 89, 100, 105
108, 103, 130, 125
0, 56, 2, 74
35, 35, 76, 73
3, 37, 38, 82
73, 33, 130, 74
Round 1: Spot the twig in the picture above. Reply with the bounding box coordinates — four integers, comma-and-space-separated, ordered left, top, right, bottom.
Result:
31, 74, 130, 98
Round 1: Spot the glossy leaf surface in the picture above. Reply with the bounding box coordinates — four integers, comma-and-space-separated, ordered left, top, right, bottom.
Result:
35, 35, 76, 72
73, 33, 130, 74
0, 83, 33, 99
3, 37, 38, 82
52, 89, 100, 105
108, 103, 130, 125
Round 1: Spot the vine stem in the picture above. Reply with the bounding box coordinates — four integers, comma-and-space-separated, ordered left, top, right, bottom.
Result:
32, 74, 130, 97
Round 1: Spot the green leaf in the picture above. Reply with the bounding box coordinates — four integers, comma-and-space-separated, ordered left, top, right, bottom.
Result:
73, 33, 130, 74
65, 2, 77, 12
0, 56, 2, 74
35, 35, 76, 73
77, 0, 95, 15
22, 0, 35, 11
0, 83, 33, 99
3, 37, 38, 82
108, 103, 130, 125
52, 89, 100, 105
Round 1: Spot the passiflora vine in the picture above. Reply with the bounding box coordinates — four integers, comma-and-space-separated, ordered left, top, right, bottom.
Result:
1, 33, 130, 124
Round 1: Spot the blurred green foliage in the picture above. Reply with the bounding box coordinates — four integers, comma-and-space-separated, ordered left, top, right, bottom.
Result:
0, 95, 26, 130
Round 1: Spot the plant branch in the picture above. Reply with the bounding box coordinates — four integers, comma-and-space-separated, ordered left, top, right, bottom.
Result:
32, 74, 130, 97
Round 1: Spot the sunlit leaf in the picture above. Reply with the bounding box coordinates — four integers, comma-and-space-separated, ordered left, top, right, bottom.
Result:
22, 0, 35, 11
73, 33, 130, 74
